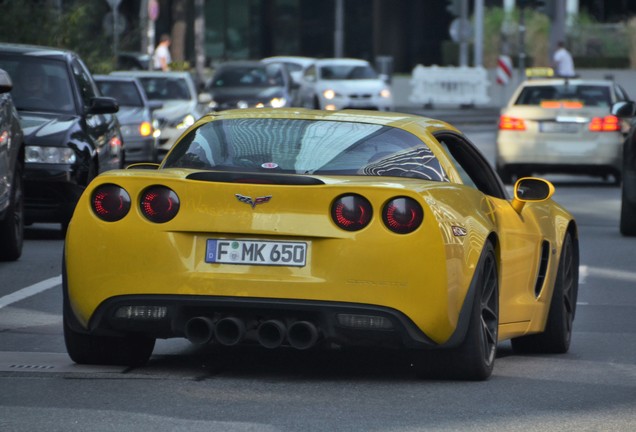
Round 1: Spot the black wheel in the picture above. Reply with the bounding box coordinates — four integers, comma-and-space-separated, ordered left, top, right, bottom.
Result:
62, 263, 155, 366
620, 181, 636, 236
312, 95, 321, 110
417, 242, 499, 380
64, 313, 155, 366
0, 163, 24, 261
511, 232, 578, 354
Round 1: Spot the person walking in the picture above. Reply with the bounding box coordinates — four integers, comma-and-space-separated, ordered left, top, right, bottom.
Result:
552, 41, 575, 77
153, 34, 172, 72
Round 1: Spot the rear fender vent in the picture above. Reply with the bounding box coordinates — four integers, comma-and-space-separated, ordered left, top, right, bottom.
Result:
187, 171, 325, 185
534, 240, 551, 298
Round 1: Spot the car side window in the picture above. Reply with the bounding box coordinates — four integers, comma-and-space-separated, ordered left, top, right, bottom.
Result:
71, 58, 98, 109
435, 132, 508, 199
303, 65, 316, 81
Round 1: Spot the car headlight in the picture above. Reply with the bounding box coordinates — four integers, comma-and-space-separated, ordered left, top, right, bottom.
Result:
176, 114, 196, 129
25, 146, 76, 164
269, 97, 287, 108
380, 89, 392, 99
323, 89, 340, 100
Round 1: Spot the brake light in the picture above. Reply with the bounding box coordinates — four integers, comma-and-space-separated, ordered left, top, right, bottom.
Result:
499, 115, 526, 131
91, 184, 131, 222
589, 115, 620, 132
140, 186, 180, 223
331, 194, 372, 231
139, 121, 153, 137
382, 197, 423, 234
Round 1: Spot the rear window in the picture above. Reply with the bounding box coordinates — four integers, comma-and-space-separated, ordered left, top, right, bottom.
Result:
97, 81, 143, 107
515, 84, 612, 108
163, 118, 448, 182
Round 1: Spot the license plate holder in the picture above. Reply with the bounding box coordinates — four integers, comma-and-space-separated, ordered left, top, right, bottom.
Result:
540, 122, 579, 133
205, 239, 307, 267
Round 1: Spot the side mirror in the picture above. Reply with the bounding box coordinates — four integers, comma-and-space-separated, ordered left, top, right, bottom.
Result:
88, 96, 119, 114
148, 100, 163, 111
0, 69, 12, 93
511, 177, 555, 213
611, 101, 636, 118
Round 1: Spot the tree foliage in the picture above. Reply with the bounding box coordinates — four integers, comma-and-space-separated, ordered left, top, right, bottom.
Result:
0, 0, 115, 73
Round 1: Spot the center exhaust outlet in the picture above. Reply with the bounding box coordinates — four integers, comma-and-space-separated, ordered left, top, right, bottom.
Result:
214, 317, 246, 346
256, 320, 287, 349
287, 321, 319, 350
184, 316, 215, 345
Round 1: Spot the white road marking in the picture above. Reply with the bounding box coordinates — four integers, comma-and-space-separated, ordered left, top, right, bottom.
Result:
0, 275, 61, 310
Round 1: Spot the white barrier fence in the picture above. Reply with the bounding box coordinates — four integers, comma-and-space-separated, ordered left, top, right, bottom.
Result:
409, 65, 491, 107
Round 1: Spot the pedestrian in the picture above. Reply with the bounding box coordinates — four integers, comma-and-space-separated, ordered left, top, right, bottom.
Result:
153, 34, 172, 72
552, 41, 575, 77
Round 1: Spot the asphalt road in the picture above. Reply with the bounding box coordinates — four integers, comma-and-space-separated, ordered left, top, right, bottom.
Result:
1, 124, 635, 431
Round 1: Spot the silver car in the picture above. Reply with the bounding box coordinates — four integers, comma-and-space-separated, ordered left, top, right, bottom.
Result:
496, 77, 631, 184
110, 71, 211, 156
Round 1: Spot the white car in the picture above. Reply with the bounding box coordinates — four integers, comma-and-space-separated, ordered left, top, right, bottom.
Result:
111, 71, 211, 155
496, 76, 631, 184
261, 56, 315, 85
297, 58, 393, 111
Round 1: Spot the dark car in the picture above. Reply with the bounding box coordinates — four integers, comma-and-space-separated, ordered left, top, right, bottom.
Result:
611, 100, 636, 235
95, 75, 162, 163
0, 68, 24, 260
206, 61, 296, 111
0, 43, 123, 231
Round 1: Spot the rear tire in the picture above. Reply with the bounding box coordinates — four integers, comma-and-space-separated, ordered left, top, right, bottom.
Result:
0, 163, 24, 261
511, 232, 578, 353
620, 182, 636, 236
416, 242, 499, 380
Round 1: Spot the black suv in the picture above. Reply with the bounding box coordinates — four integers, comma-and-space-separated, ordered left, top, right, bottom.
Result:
0, 43, 123, 231
0, 68, 24, 260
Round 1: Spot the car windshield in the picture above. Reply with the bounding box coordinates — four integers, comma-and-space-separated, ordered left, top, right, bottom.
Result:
137, 76, 192, 101
163, 118, 447, 181
515, 84, 612, 108
0, 55, 75, 114
319, 64, 378, 80
211, 65, 284, 88
97, 81, 144, 107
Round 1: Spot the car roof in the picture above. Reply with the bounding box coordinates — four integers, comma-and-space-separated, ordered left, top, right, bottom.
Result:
262, 56, 315, 65
217, 61, 269, 69
315, 58, 370, 66
0, 42, 74, 60
110, 70, 193, 79
520, 78, 614, 87
204, 108, 455, 133
94, 74, 140, 83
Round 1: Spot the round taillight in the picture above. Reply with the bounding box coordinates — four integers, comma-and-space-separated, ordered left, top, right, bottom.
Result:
382, 197, 423, 234
140, 186, 180, 223
331, 194, 372, 231
91, 184, 131, 222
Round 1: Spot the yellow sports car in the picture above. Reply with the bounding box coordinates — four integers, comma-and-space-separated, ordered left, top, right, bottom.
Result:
63, 108, 579, 380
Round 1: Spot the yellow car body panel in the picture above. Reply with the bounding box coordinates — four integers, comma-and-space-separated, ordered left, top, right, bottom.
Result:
64, 108, 577, 352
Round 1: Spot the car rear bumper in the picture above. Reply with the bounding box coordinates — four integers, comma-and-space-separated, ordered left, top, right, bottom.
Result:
122, 136, 158, 163
70, 294, 462, 350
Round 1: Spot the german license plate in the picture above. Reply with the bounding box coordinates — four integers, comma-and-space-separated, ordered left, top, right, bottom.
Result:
205, 239, 307, 267
540, 122, 579, 133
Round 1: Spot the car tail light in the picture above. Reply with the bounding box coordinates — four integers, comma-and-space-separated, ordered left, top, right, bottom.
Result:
91, 184, 131, 222
498, 115, 526, 131
139, 121, 153, 137
589, 115, 620, 132
382, 197, 423, 234
140, 186, 180, 223
331, 194, 372, 231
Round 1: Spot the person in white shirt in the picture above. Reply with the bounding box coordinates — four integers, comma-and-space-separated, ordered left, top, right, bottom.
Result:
552, 41, 575, 77
153, 34, 172, 72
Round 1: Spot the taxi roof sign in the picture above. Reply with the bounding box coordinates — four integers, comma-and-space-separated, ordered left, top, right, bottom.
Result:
525, 67, 554, 78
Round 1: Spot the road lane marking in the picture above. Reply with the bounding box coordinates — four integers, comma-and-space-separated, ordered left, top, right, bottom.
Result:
580, 265, 636, 284
0, 275, 61, 310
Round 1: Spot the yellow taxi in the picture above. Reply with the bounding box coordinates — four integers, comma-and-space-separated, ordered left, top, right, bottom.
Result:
496, 68, 631, 184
